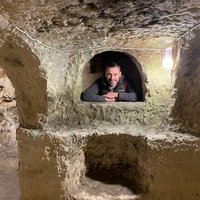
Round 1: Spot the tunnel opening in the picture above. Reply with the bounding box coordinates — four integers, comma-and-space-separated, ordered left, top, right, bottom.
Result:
82, 51, 147, 102
0, 36, 48, 200
0, 66, 19, 199
0, 66, 18, 151
82, 134, 149, 197
0, 66, 18, 152
0, 36, 48, 129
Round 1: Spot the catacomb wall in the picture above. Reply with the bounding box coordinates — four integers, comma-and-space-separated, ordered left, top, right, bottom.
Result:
1, 23, 200, 200
0, 34, 174, 128
46, 47, 174, 127
0, 36, 47, 129
170, 29, 200, 134
1, 2, 200, 200
16, 126, 200, 200
0, 67, 19, 200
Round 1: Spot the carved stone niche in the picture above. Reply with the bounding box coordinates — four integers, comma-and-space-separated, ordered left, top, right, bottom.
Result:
74, 50, 152, 127
17, 126, 200, 200
82, 50, 147, 101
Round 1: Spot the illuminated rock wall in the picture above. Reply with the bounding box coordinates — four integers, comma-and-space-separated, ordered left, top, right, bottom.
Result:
0, 1, 200, 200
170, 29, 200, 134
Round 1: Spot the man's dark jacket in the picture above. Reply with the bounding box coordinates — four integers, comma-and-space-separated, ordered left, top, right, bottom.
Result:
81, 75, 138, 102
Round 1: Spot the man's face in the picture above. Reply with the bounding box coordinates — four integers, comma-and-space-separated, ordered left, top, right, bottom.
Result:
105, 66, 121, 87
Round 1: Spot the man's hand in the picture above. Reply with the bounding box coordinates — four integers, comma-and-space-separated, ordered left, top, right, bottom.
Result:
103, 92, 118, 102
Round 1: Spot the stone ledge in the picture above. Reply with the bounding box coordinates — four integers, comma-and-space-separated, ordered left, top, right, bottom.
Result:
16, 125, 200, 200
54, 99, 169, 127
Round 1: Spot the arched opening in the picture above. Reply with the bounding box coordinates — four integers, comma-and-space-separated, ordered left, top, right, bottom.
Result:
0, 36, 47, 129
82, 51, 147, 101
0, 36, 48, 200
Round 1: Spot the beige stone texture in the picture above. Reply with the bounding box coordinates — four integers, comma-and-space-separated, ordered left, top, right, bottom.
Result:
0, 1, 200, 200
16, 126, 200, 200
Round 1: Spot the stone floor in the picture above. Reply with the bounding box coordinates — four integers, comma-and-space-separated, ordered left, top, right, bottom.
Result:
73, 176, 140, 200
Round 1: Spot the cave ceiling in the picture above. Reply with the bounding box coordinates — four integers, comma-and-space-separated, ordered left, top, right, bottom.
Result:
0, 0, 200, 49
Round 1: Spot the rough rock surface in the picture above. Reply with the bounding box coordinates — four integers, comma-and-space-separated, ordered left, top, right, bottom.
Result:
0, 0, 199, 130
0, 1, 200, 200
1, 0, 200, 48
170, 29, 200, 134
0, 70, 19, 200
17, 125, 200, 200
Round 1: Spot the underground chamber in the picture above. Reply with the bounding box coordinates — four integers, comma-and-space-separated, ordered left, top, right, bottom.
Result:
78, 134, 149, 199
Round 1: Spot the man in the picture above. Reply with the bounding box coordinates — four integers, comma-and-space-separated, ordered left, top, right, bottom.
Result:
81, 62, 138, 102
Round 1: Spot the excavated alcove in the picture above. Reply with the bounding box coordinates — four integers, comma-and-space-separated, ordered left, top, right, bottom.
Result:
82, 51, 147, 101
83, 134, 148, 195
0, 67, 19, 200
74, 47, 174, 127
1, 1, 200, 200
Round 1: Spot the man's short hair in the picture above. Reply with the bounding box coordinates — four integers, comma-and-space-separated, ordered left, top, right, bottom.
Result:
105, 62, 121, 70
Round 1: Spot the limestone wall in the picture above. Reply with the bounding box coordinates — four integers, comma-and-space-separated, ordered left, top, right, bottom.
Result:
0, 36, 47, 129
0, 0, 199, 131
0, 33, 174, 128
170, 29, 200, 134
1, 1, 200, 200
0, 0, 187, 129
16, 126, 200, 200
44, 48, 174, 127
